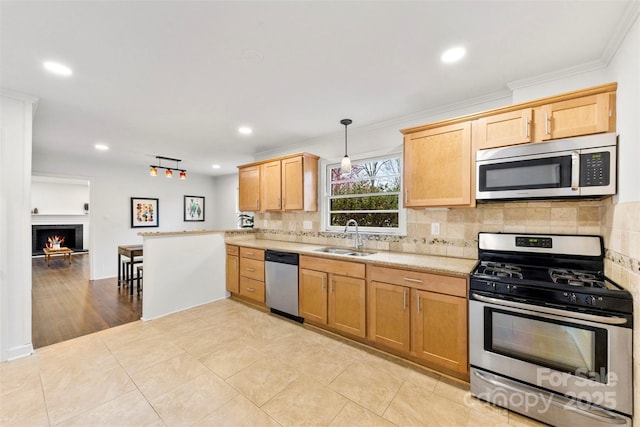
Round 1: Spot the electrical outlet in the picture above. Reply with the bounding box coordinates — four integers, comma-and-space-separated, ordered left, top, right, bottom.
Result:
303, 220, 313, 230
431, 223, 440, 235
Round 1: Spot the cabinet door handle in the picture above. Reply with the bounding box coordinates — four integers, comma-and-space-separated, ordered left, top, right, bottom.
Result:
256, 198, 259, 209
246, 251, 254, 256
329, 278, 333, 293
405, 189, 408, 201
403, 289, 407, 310
321, 276, 325, 290
525, 118, 530, 138
545, 113, 551, 135
246, 287, 255, 292
416, 294, 421, 313
403, 277, 423, 284
246, 267, 255, 272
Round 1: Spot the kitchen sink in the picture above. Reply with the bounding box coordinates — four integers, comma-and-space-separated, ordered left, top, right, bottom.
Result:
314, 247, 376, 257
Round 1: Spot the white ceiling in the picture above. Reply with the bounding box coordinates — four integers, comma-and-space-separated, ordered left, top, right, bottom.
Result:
1, 1, 634, 176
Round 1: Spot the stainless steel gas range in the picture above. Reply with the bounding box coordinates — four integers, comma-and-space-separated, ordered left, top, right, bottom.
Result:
469, 232, 633, 427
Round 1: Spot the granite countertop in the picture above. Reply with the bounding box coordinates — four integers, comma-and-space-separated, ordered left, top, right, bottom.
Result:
225, 237, 477, 278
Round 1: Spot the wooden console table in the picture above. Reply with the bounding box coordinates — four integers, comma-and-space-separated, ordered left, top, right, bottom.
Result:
43, 247, 73, 266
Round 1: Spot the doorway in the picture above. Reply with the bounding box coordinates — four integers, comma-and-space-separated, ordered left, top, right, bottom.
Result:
30, 175, 140, 348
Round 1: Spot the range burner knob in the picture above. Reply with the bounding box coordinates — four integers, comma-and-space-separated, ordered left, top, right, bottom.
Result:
487, 282, 497, 291
566, 292, 577, 303
585, 295, 597, 306
506, 284, 518, 293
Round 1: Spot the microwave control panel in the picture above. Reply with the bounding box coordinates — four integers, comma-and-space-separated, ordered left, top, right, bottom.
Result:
580, 151, 610, 187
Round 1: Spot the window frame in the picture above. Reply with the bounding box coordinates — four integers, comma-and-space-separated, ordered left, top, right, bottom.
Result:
321, 153, 406, 235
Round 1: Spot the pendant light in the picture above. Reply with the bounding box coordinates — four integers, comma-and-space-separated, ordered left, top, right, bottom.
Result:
340, 118, 352, 174
149, 156, 187, 180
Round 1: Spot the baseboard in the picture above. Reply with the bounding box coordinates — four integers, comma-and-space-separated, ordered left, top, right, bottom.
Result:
3, 343, 34, 361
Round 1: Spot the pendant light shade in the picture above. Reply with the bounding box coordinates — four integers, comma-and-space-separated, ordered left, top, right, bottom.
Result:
165, 168, 173, 178
340, 118, 352, 174
149, 166, 158, 176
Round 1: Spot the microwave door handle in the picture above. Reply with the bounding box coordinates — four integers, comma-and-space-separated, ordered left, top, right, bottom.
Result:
571, 151, 579, 191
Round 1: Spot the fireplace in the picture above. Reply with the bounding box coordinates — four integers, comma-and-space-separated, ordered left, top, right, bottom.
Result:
32, 224, 84, 255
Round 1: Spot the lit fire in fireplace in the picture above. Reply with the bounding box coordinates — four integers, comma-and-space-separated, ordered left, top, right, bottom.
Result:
46, 235, 65, 249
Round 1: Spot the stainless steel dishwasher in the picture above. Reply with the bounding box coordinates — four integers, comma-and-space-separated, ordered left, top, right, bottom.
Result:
265, 250, 302, 322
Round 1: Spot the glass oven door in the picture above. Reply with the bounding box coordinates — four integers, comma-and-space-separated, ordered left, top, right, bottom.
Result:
485, 307, 608, 382
468, 296, 633, 415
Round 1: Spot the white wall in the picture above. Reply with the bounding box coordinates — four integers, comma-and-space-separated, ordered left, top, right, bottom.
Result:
1, 91, 36, 361
607, 12, 640, 203
212, 173, 240, 229
142, 232, 227, 320
32, 153, 218, 280
31, 177, 89, 215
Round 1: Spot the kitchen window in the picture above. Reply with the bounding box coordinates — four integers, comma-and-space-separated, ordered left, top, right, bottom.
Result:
324, 154, 405, 234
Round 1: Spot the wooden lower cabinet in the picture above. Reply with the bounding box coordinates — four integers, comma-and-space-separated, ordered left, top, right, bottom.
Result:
226, 254, 239, 293
299, 268, 328, 324
225, 245, 239, 293
299, 256, 366, 339
328, 275, 366, 338
367, 264, 468, 379
411, 289, 468, 376
368, 281, 410, 353
239, 276, 265, 303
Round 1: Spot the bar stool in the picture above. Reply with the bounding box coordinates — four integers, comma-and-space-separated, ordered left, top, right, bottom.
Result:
121, 256, 143, 295
136, 265, 143, 296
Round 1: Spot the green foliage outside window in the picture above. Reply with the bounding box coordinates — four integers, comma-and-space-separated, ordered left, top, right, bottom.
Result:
327, 157, 401, 230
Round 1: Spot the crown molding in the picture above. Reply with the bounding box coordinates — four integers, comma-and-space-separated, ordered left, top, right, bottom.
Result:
601, 0, 640, 65
506, 60, 607, 91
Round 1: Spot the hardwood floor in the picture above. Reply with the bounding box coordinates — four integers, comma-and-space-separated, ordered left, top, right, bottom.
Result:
32, 253, 141, 349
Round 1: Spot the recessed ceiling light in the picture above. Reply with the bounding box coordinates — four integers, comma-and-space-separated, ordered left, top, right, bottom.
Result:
43, 61, 73, 76
440, 46, 466, 64
212, 164, 221, 169
238, 126, 252, 135
94, 143, 109, 151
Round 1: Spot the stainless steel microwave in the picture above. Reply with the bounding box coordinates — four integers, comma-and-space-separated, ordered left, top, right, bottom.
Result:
476, 133, 617, 200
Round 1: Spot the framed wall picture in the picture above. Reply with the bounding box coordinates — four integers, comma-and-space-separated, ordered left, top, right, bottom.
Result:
131, 197, 159, 228
184, 195, 205, 221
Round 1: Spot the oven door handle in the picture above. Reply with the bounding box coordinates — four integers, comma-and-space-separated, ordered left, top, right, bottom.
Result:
473, 370, 629, 425
471, 293, 628, 325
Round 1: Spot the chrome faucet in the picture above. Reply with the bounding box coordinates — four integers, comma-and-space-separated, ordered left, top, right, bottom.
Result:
344, 219, 362, 250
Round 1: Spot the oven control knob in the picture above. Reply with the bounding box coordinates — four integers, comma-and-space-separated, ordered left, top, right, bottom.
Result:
487, 282, 496, 291
567, 293, 577, 303
585, 295, 597, 306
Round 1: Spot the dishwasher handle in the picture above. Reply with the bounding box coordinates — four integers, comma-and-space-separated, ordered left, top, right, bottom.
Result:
265, 250, 299, 266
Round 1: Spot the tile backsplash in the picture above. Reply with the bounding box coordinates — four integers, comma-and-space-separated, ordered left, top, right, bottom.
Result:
254, 199, 607, 260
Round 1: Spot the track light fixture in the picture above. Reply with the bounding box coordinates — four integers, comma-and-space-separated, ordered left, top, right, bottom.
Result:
149, 156, 186, 179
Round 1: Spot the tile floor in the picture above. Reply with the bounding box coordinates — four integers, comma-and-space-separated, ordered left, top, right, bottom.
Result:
1, 298, 546, 426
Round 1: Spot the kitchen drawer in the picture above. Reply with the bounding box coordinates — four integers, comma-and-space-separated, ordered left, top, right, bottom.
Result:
369, 265, 467, 298
240, 247, 264, 261
240, 257, 265, 281
300, 255, 365, 279
239, 276, 265, 303
226, 245, 239, 256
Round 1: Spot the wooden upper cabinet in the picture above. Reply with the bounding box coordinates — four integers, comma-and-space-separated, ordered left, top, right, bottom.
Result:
476, 108, 532, 150
282, 156, 306, 211
238, 165, 261, 212
263, 160, 282, 210
238, 153, 319, 213
537, 92, 614, 141
403, 121, 472, 208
